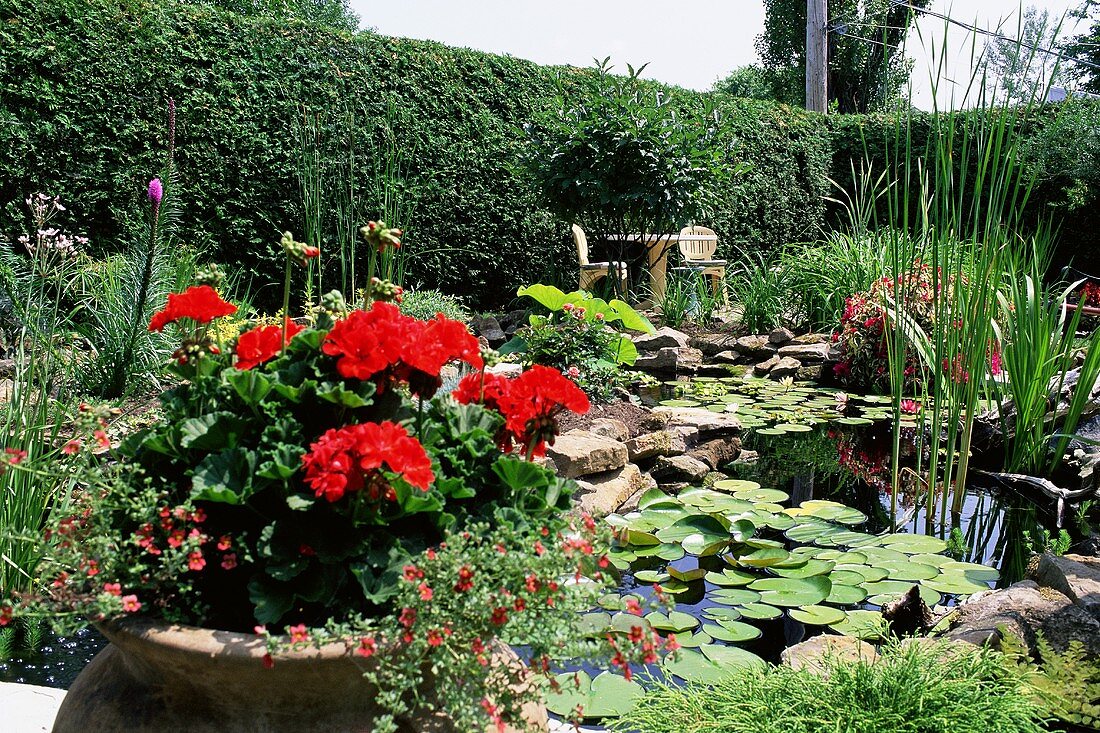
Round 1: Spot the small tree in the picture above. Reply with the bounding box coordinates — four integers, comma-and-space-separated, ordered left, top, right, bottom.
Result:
983, 6, 1066, 106
1063, 0, 1100, 94
523, 60, 725, 299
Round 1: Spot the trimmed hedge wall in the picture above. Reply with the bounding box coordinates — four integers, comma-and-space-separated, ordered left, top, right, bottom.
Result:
0, 0, 1094, 308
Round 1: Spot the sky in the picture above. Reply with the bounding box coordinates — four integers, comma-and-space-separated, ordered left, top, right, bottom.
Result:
349, 0, 1086, 109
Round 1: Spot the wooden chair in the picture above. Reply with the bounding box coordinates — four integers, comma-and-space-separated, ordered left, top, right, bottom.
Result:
573, 224, 627, 293
678, 225, 728, 306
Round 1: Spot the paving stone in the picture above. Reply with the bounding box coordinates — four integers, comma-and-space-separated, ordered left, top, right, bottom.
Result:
633, 326, 689, 352
546, 430, 628, 479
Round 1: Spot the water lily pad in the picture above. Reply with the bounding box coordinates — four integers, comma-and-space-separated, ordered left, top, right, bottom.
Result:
711, 588, 763, 606
874, 533, 948, 554
875, 560, 939, 581
656, 515, 730, 545
751, 576, 831, 607
774, 559, 835, 578
703, 620, 763, 642
910, 553, 954, 567
645, 610, 700, 633
789, 605, 847, 626
922, 575, 992, 596
633, 570, 670, 584
633, 543, 687, 561
867, 585, 942, 606
860, 579, 918, 597
834, 417, 873, 426
829, 609, 887, 640
775, 423, 812, 432
664, 648, 739, 685
737, 547, 791, 568
712, 479, 761, 492
733, 487, 790, 504
834, 563, 890, 582
735, 602, 783, 620
674, 629, 714, 648
699, 643, 767, 670
860, 547, 912, 565
660, 399, 701, 407
701, 606, 742, 621
611, 612, 651, 634
545, 671, 644, 719
668, 566, 708, 583
704, 568, 757, 587
578, 612, 611, 635
826, 583, 868, 605
939, 562, 999, 582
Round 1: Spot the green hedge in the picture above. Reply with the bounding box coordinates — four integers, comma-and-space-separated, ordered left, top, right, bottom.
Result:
1, 0, 1093, 310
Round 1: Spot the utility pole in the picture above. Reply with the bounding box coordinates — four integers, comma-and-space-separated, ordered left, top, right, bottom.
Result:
806, 0, 828, 112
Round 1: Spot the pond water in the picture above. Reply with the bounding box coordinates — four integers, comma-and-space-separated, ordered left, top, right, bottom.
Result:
0, 625, 105, 689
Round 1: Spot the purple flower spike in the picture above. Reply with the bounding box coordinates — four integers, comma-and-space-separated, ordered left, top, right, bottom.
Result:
147, 178, 163, 206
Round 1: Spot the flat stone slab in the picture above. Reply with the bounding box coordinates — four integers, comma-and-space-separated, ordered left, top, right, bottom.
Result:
778, 342, 830, 362
780, 635, 878, 672
0, 681, 66, 732
546, 430, 629, 479
633, 326, 689, 352
1032, 553, 1100, 619
651, 407, 741, 436
575, 463, 647, 516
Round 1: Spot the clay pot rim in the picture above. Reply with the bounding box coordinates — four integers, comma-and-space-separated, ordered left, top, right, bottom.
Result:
98, 616, 371, 666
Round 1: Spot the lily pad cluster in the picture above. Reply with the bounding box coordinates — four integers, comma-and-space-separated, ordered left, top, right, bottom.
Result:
547, 481, 1000, 720
659, 376, 899, 432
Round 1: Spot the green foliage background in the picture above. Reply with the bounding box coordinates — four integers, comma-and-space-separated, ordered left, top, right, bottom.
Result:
1, 0, 1096, 309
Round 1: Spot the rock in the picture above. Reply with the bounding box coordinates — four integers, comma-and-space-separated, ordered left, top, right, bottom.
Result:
546, 430, 629, 479
487, 362, 522, 378
574, 463, 647, 516
473, 316, 506, 346
626, 429, 691, 461
633, 347, 703, 374
711, 350, 743, 365
1031, 553, 1100, 619
633, 326, 689, 352
732, 448, 759, 465
688, 437, 742, 470
778, 342, 831, 362
689, 332, 740, 356
0, 359, 15, 378
791, 333, 830, 345
754, 355, 779, 375
768, 327, 795, 345
498, 309, 529, 337
588, 418, 629, 443
796, 364, 825, 381
651, 407, 741, 437
734, 335, 778, 360
946, 580, 1100, 656
781, 635, 878, 672
651, 454, 710, 484
696, 364, 740, 378
769, 357, 802, 379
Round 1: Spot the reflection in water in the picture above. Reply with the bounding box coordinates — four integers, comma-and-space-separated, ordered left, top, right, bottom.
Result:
730, 424, 1053, 585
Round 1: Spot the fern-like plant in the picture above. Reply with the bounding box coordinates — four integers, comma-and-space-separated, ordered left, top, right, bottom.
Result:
1002, 630, 1100, 730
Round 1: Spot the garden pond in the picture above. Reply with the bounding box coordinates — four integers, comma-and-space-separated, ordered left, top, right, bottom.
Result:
545, 374, 1060, 723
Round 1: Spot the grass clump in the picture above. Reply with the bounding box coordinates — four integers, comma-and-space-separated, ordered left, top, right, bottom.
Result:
397, 289, 471, 324
612, 641, 1045, 733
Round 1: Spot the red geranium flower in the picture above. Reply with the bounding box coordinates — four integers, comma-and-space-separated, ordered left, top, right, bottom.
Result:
496, 365, 589, 457
148, 285, 237, 332
301, 421, 434, 503
452, 370, 510, 411
322, 302, 481, 397
235, 319, 306, 370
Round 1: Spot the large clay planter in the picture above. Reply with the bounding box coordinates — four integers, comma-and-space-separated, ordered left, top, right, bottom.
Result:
54, 618, 547, 733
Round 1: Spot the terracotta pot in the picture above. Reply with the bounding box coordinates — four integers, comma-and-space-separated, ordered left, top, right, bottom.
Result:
54, 618, 547, 733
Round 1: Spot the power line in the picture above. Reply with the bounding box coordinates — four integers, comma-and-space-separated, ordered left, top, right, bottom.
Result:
888, 0, 1100, 71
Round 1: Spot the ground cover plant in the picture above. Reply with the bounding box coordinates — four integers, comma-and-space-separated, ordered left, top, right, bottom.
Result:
610, 640, 1046, 733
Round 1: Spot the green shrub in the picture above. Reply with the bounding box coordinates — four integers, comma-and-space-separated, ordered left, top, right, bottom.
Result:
1002, 631, 1100, 731
613, 640, 1045, 733
397, 289, 470, 324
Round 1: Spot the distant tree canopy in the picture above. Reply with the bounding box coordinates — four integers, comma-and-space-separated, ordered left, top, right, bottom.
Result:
1063, 0, 1100, 94
754, 0, 930, 113
983, 6, 1067, 106
171, 0, 358, 30
712, 65, 775, 101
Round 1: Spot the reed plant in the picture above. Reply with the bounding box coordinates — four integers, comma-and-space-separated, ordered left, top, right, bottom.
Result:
855, 18, 1056, 527
996, 253, 1100, 476
726, 248, 788, 333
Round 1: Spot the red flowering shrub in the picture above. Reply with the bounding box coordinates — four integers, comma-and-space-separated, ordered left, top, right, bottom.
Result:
832, 265, 940, 392
147, 285, 237, 332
